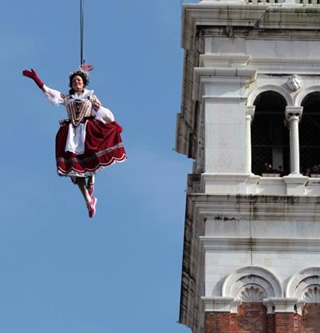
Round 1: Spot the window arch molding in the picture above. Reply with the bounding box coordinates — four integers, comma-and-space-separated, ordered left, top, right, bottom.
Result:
222, 266, 282, 300
298, 90, 320, 176
251, 90, 289, 176
286, 267, 320, 299
247, 85, 293, 107
286, 267, 320, 315
296, 86, 320, 107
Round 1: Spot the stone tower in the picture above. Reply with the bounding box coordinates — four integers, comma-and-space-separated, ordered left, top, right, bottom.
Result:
176, 0, 320, 332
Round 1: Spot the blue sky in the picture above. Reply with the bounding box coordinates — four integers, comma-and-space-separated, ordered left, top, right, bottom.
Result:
1, 0, 199, 332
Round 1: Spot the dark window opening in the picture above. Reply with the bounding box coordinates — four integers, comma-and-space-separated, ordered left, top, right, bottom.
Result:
300, 92, 320, 177
252, 91, 289, 176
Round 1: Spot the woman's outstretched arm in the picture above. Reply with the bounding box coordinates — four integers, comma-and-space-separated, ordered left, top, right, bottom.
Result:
23, 68, 65, 105
22, 69, 44, 90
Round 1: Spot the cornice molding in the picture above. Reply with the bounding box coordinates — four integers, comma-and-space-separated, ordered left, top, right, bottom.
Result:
182, 4, 320, 50
188, 193, 320, 221
200, 237, 320, 252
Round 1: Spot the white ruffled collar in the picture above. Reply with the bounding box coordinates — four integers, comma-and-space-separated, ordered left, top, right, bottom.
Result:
71, 88, 94, 99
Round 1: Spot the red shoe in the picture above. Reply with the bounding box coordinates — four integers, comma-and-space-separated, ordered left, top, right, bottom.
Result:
87, 182, 94, 196
88, 197, 97, 218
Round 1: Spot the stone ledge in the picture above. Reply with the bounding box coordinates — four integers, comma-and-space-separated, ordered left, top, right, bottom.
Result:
202, 296, 241, 312
200, 54, 252, 67
264, 297, 298, 313
200, 237, 320, 252
197, 173, 320, 196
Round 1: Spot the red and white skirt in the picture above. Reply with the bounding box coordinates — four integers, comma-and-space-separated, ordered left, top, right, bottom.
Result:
56, 118, 127, 177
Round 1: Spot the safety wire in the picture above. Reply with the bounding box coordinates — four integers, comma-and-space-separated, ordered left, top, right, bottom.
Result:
80, 0, 85, 65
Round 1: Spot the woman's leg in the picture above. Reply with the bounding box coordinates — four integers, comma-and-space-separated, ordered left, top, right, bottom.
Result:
87, 174, 95, 186
87, 174, 95, 196
75, 177, 97, 218
76, 177, 91, 204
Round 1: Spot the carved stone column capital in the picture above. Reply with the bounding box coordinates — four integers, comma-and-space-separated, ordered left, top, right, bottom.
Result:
245, 105, 256, 121
285, 106, 303, 122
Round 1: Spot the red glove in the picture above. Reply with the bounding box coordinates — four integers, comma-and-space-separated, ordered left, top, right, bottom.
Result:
22, 69, 44, 89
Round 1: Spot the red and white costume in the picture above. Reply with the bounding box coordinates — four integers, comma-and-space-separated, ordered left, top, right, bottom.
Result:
43, 85, 127, 177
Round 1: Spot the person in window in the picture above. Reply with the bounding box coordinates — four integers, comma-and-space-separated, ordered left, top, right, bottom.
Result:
263, 163, 273, 173
312, 165, 320, 175
22, 67, 127, 218
304, 167, 312, 177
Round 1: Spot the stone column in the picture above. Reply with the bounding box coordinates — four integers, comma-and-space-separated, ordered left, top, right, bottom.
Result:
285, 107, 303, 175
245, 106, 255, 174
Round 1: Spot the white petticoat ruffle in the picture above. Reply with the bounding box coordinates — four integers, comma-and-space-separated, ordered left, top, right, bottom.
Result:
65, 122, 87, 154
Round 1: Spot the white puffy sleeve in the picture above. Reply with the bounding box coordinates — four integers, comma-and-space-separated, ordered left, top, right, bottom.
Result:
95, 106, 115, 123
42, 85, 65, 105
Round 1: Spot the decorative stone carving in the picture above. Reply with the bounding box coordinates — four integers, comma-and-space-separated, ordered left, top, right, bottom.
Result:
239, 285, 267, 302
287, 267, 320, 299
303, 286, 320, 303
286, 267, 320, 314
286, 75, 302, 92
223, 266, 282, 300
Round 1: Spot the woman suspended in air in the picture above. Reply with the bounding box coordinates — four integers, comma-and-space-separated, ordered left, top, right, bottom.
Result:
22, 66, 127, 218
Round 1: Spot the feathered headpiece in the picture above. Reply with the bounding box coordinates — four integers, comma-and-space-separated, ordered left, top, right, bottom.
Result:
69, 63, 94, 87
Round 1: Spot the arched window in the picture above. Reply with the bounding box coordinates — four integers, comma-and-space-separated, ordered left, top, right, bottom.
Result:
300, 92, 320, 176
252, 91, 289, 176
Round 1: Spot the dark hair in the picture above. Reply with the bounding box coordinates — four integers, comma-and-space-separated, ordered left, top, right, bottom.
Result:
68, 71, 89, 94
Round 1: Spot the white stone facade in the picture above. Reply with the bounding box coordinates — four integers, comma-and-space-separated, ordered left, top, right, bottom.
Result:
177, 2, 320, 333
